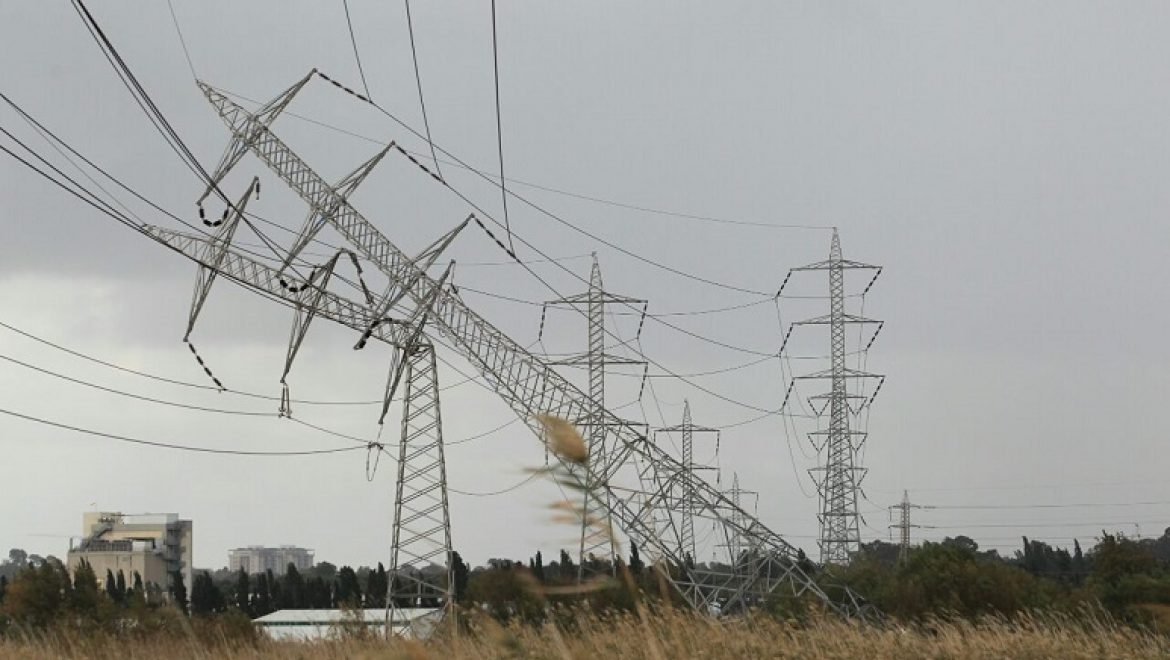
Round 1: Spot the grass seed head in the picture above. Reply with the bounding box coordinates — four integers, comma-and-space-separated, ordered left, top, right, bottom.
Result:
536, 414, 588, 464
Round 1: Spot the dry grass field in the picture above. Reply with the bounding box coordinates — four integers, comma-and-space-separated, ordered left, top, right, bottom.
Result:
2, 608, 1169, 660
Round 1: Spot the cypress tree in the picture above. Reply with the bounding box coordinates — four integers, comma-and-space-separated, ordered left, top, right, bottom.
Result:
105, 569, 117, 601
170, 571, 188, 614
115, 570, 127, 604
235, 569, 251, 615
451, 551, 470, 602
253, 572, 272, 616
629, 544, 644, 576
284, 563, 305, 608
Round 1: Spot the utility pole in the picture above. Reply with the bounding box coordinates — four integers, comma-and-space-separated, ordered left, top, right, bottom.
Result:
888, 490, 921, 561
543, 253, 646, 582
654, 400, 718, 566
780, 229, 883, 566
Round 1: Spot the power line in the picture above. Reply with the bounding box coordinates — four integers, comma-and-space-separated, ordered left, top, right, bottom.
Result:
214, 89, 830, 234
448, 471, 541, 497
0, 352, 278, 418
214, 86, 848, 331
926, 501, 1170, 511
165, 0, 196, 80
929, 520, 1163, 530
311, 73, 776, 297
491, 0, 514, 252
341, 0, 373, 100
489, 0, 513, 253
402, 0, 442, 179
0, 344, 396, 448
458, 284, 775, 317
0, 95, 582, 463
0, 92, 315, 285
14, 33, 805, 446
0, 405, 367, 457
0, 318, 380, 406
70, 0, 314, 285
0, 113, 523, 434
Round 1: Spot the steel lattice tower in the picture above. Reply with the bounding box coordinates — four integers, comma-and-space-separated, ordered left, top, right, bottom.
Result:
150, 72, 879, 616
655, 400, 718, 564
888, 490, 921, 561
780, 229, 883, 565
544, 253, 646, 581
724, 473, 759, 563
386, 339, 454, 625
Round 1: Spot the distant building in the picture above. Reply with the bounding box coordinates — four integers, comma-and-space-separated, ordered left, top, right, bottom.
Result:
229, 546, 314, 574
253, 608, 442, 641
66, 512, 193, 596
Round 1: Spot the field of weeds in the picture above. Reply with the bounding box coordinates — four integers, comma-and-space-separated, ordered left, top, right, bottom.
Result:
2, 608, 1169, 660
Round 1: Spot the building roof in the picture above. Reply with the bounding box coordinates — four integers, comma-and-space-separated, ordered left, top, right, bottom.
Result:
253, 608, 440, 625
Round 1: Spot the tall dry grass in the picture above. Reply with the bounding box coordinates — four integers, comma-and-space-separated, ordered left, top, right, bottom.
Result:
3, 608, 1170, 659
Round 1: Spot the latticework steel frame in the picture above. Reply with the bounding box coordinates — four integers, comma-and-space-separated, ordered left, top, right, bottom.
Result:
780, 230, 883, 566
158, 72, 875, 617
388, 340, 454, 621
544, 254, 646, 581
655, 400, 718, 565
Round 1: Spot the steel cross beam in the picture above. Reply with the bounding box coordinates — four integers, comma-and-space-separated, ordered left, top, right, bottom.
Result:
191, 76, 866, 616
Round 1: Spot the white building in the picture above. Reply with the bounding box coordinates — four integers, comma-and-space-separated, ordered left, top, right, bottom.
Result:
253, 608, 443, 641
228, 546, 314, 574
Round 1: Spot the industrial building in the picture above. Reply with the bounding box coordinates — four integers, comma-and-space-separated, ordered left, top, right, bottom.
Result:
228, 545, 314, 574
253, 608, 442, 641
66, 512, 193, 596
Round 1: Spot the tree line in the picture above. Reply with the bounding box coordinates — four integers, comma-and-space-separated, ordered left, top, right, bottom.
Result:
8, 530, 1170, 632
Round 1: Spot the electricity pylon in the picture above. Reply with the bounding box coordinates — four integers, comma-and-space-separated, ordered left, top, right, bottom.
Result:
724, 473, 759, 564
145, 71, 877, 617
779, 229, 883, 566
542, 253, 647, 582
655, 400, 718, 565
888, 490, 921, 561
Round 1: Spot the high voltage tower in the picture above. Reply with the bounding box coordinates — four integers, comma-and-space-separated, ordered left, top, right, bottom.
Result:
889, 491, 922, 561
654, 400, 718, 565
779, 229, 883, 566
723, 473, 759, 564
540, 254, 647, 581
131, 71, 872, 617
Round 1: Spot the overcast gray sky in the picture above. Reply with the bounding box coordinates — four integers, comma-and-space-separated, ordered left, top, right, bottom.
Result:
2, 1, 1169, 569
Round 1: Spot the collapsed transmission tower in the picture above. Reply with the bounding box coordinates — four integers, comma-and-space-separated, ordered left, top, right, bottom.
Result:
779, 229, 883, 565
541, 254, 647, 581
140, 71, 874, 617
654, 400, 718, 565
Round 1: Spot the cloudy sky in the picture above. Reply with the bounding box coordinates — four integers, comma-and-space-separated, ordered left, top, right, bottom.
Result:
2, 1, 1169, 569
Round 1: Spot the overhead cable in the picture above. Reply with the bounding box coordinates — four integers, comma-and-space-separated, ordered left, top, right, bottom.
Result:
0, 406, 366, 457
402, 0, 442, 179
341, 0, 373, 100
